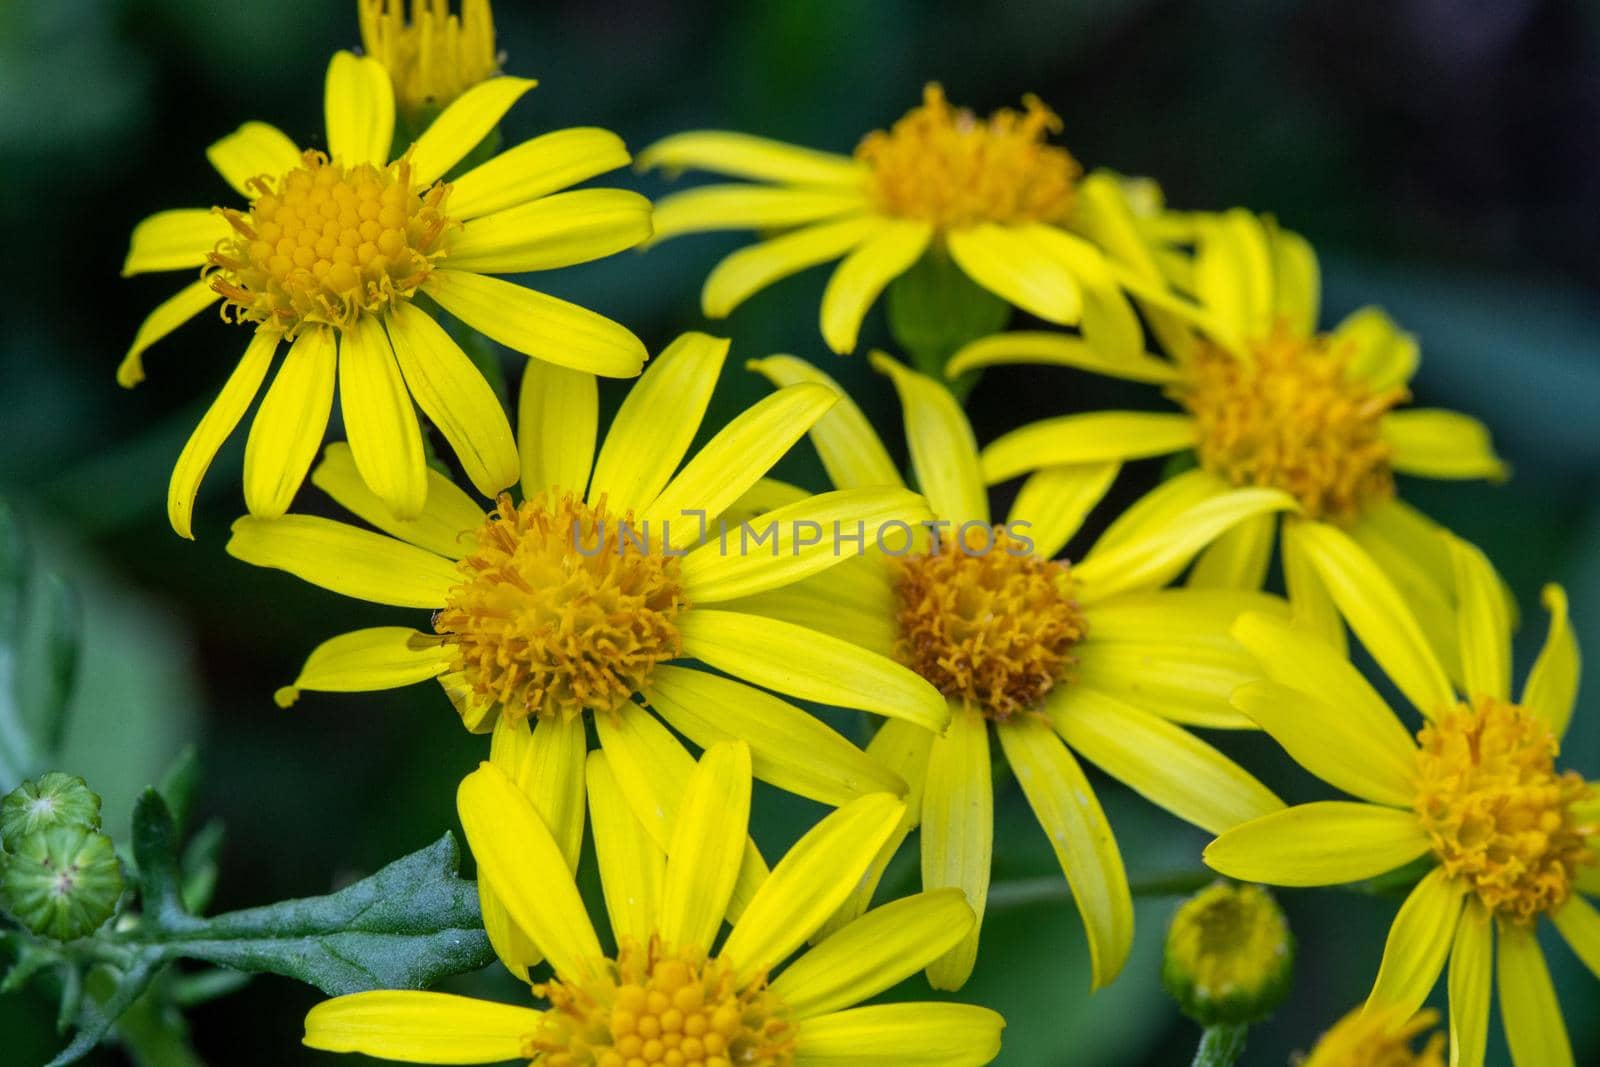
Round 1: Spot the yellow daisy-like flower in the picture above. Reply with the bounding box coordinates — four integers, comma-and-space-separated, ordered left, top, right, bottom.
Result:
953, 210, 1507, 678
739, 352, 1295, 991
359, 0, 500, 121
122, 49, 652, 537
638, 84, 1146, 357
1205, 525, 1597, 1067
304, 741, 1007, 1066
226, 333, 946, 977
1302, 1005, 1445, 1067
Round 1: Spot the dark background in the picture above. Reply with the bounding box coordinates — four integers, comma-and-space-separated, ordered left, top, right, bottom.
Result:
1, 1, 1597, 1063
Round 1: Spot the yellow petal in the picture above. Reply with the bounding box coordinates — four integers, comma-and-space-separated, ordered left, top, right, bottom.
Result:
447, 188, 653, 274
677, 609, 947, 730
1281, 515, 1348, 653
719, 558, 897, 658
1271, 226, 1320, 336
1447, 534, 1512, 702
477, 878, 538, 984
997, 715, 1132, 991
1193, 209, 1274, 342
771, 889, 975, 1020
791, 1003, 1005, 1067
820, 220, 932, 354
589, 332, 729, 513
311, 442, 483, 559
636, 131, 866, 186
946, 331, 1179, 383
1187, 511, 1276, 591
1497, 919, 1574, 1067
425, 270, 645, 378
1367, 867, 1466, 1017
493, 714, 588, 871
1292, 520, 1457, 719
449, 127, 631, 220
745, 355, 902, 491
122, 208, 230, 276
206, 121, 301, 198
1006, 463, 1119, 561
1448, 900, 1493, 1067
921, 708, 994, 991
117, 278, 220, 388
1204, 802, 1430, 886
227, 514, 459, 607
243, 325, 337, 517
385, 302, 519, 497
1551, 893, 1600, 980
1383, 410, 1508, 481
1023, 223, 1144, 359
870, 352, 986, 525
1049, 686, 1284, 834
1350, 513, 1462, 685
1073, 171, 1199, 358
167, 331, 276, 539
702, 216, 880, 319
517, 359, 598, 500
721, 792, 905, 984
303, 991, 540, 1063
323, 51, 394, 167
277, 627, 450, 706
1093, 468, 1228, 556
647, 666, 903, 807
410, 76, 537, 186
980, 413, 1195, 485
657, 741, 752, 956
945, 223, 1081, 324
1523, 584, 1579, 741
1332, 306, 1418, 391
650, 184, 868, 242
585, 750, 665, 948
338, 313, 427, 519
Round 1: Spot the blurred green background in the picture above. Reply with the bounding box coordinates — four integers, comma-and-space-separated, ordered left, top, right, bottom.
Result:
2, 0, 1598, 1063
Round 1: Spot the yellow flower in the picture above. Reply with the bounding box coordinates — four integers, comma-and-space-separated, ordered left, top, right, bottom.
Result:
359, 0, 500, 121
122, 49, 652, 537
739, 352, 1295, 991
638, 84, 1146, 357
1205, 527, 1598, 1067
304, 741, 1007, 1066
1302, 1005, 1445, 1067
954, 209, 1507, 678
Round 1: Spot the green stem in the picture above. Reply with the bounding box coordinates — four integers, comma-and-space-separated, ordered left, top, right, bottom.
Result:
988, 869, 1216, 909
1192, 1024, 1247, 1067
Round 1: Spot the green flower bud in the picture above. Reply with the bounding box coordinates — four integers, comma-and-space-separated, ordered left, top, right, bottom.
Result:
1, 825, 123, 940
1, 773, 103, 851
1162, 881, 1294, 1027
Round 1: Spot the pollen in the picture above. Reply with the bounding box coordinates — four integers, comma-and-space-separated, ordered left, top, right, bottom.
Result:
1413, 697, 1595, 924
1303, 1006, 1445, 1067
434, 492, 687, 724
1173, 324, 1405, 523
207, 151, 451, 336
892, 526, 1086, 720
526, 940, 793, 1067
359, 0, 500, 119
855, 83, 1082, 230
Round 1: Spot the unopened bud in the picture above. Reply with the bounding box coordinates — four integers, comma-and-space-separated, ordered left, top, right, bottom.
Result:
1, 825, 124, 940
1162, 881, 1293, 1027
1, 773, 102, 852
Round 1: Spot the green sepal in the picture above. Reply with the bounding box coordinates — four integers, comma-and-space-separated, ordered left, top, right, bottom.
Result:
885, 249, 1009, 399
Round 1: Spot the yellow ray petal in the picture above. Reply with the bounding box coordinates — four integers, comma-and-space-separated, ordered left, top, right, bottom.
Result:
1352, 517, 1465, 688
980, 413, 1196, 485
167, 331, 276, 539
117, 278, 220, 388
517, 359, 598, 501
122, 208, 231, 276
1367, 867, 1466, 1017
492, 714, 588, 871
721, 582, 896, 659
425, 270, 645, 378
206, 121, 301, 198
1049, 686, 1284, 834
636, 131, 867, 186
1022, 223, 1145, 360
658, 741, 752, 957
1006, 462, 1119, 561
1382, 410, 1508, 481
946, 330, 1179, 383
702, 216, 881, 319
585, 750, 664, 948
276, 627, 450, 707
1193, 209, 1274, 342
303, 991, 540, 1063
447, 188, 653, 274
227, 514, 459, 607
820, 220, 932, 354
1187, 511, 1275, 591
745, 355, 902, 491
324, 51, 394, 167
1271, 227, 1320, 337
650, 184, 868, 242
410, 76, 537, 186
242, 325, 337, 517
871, 352, 986, 525
721, 792, 905, 984
1523, 584, 1579, 741
1281, 515, 1348, 653
1204, 802, 1430, 886
311, 442, 482, 559
1551, 894, 1600, 981
997, 715, 1132, 991
1093, 468, 1228, 556
1447, 535, 1512, 703
1497, 919, 1574, 1067
946, 223, 1081, 324
338, 313, 427, 519
1332, 306, 1418, 391
457, 762, 601, 982
921, 708, 993, 991
449, 127, 631, 220
791, 1003, 1005, 1067
647, 666, 903, 807
677, 610, 946, 730
385, 302, 519, 497
1448, 900, 1492, 1067
588, 332, 728, 514
477, 879, 538, 984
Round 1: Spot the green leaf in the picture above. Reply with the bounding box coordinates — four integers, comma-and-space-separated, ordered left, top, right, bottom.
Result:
156, 746, 199, 839
130, 789, 186, 927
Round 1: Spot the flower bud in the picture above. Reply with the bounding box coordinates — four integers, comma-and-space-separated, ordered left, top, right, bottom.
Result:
1162, 881, 1293, 1027
1, 773, 103, 852
1, 825, 124, 940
